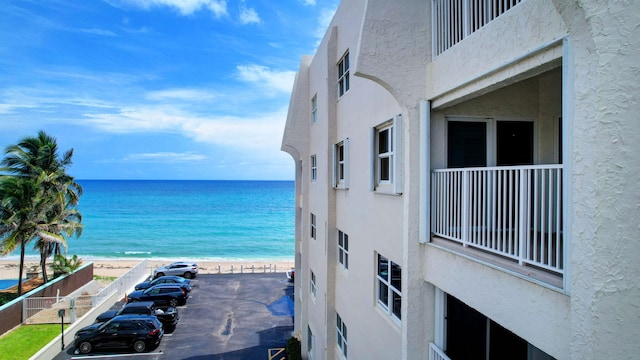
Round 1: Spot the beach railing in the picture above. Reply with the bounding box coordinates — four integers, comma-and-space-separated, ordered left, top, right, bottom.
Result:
214, 263, 287, 274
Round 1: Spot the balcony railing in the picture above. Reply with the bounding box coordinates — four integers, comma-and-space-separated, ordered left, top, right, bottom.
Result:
429, 342, 451, 360
432, 0, 524, 56
432, 165, 563, 275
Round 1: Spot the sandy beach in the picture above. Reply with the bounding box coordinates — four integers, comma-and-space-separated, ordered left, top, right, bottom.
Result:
0, 258, 295, 280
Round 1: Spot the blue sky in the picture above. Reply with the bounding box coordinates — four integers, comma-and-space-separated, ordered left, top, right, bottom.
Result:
0, 0, 337, 180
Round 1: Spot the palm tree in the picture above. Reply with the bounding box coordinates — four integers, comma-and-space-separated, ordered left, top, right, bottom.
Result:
33, 181, 83, 282
0, 131, 83, 286
0, 176, 48, 295
52, 254, 83, 278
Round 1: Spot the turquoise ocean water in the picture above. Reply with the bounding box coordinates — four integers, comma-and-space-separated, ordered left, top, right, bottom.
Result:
13, 180, 295, 262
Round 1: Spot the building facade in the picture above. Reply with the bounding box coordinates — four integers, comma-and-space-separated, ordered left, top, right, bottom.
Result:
281, 1, 640, 359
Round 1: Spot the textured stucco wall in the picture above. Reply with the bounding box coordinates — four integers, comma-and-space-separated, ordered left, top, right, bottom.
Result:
356, 1, 431, 358
551, 1, 640, 359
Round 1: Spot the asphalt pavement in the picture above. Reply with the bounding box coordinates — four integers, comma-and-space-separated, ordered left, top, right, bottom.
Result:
52, 272, 294, 360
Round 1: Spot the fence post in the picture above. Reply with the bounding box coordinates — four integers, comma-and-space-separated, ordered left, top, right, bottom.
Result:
462, 170, 470, 247
240, 265, 243, 273
518, 168, 528, 265
70, 297, 76, 323
230, 265, 234, 274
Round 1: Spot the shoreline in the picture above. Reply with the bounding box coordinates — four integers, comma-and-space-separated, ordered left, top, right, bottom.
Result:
0, 258, 295, 279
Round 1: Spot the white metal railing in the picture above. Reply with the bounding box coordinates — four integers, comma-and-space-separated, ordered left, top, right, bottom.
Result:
432, 165, 563, 274
22, 260, 149, 324
432, 0, 524, 56
94, 259, 149, 306
429, 343, 451, 360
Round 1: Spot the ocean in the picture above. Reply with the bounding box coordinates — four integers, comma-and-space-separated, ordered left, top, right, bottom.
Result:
13, 180, 295, 262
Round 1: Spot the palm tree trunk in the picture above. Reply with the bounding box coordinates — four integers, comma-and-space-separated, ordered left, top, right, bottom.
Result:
40, 247, 49, 283
17, 241, 25, 296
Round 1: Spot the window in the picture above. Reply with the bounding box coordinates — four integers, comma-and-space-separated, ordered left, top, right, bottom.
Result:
338, 230, 349, 269
311, 95, 317, 123
333, 139, 350, 189
377, 123, 392, 183
372, 116, 403, 193
442, 293, 555, 360
336, 313, 348, 359
310, 213, 316, 240
310, 270, 317, 298
307, 325, 315, 360
311, 154, 317, 181
338, 51, 350, 97
377, 254, 401, 321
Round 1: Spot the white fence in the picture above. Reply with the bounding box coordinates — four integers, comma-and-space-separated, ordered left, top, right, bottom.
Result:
432, 165, 563, 274
23, 260, 148, 324
432, 0, 524, 56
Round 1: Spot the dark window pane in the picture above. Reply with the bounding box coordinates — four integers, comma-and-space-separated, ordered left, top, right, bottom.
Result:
489, 320, 527, 359
379, 129, 389, 153
380, 158, 390, 180
446, 295, 487, 360
342, 323, 347, 341
391, 262, 401, 291
392, 291, 402, 319
448, 121, 487, 168
379, 281, 389, 304
378, 255, 388, 277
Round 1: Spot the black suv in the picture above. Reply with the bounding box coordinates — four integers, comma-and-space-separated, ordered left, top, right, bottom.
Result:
74, 315, 163, 354
127, 284, 190, 307
95, 301, 179, 327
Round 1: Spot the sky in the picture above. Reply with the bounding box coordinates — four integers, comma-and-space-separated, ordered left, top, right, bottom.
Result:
0, 0, 338, 180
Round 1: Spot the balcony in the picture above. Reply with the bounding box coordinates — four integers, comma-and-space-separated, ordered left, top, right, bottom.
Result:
431, 165, 563, 284
432, 0, 525, 56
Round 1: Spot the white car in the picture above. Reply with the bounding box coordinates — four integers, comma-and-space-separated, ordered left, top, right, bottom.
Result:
153, 262, 199, 279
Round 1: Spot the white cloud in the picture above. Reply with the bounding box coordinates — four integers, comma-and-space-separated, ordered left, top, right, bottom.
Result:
104, 0, 228, 17
80, 28, 117, 36
145, 88, 218, 102
124, 151, 206, 162
315, 6, 337, 43
238, 5, 260, 25
235, 65, 295, 94
82, 105, 288, 151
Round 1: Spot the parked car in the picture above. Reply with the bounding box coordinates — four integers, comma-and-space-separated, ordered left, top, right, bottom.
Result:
74, 315, 163, 354
153, 261, 199, 279
135, 275, 192, 292
286, 268, 295, 282
127, 284, 190, 307
95, 301, 179, 327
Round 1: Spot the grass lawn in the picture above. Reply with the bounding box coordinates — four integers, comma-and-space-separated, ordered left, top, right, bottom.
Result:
0, 324, 68, 360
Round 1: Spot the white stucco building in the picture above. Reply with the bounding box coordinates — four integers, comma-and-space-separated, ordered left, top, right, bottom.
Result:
281, 1, 640, 359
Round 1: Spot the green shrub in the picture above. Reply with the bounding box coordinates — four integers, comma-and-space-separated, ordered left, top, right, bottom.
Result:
285, 336, 302, 360
0, 292, 19, 306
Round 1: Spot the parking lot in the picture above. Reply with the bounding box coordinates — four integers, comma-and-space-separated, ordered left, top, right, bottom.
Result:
53, 273, 294, 360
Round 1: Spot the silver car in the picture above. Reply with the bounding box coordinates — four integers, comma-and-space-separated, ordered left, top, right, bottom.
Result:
153, 262, 199, 279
